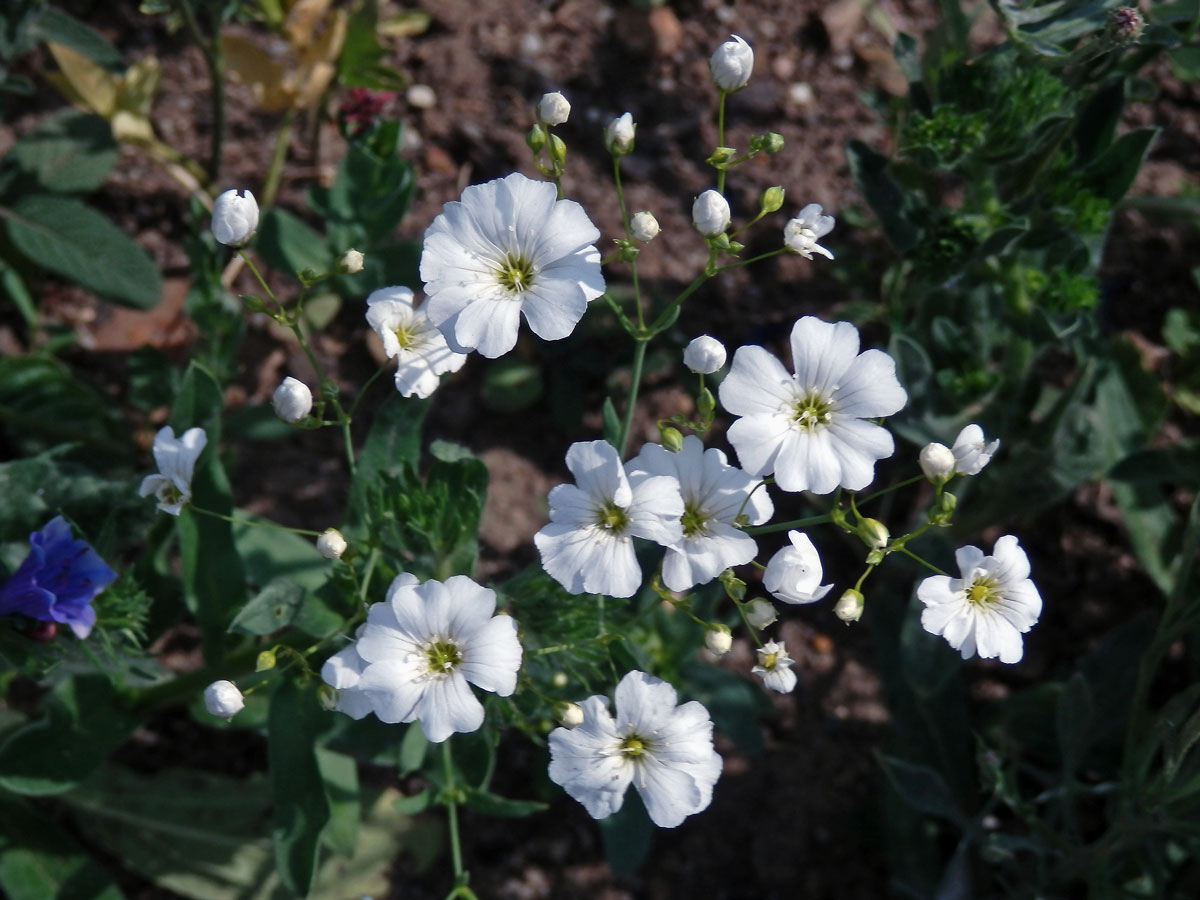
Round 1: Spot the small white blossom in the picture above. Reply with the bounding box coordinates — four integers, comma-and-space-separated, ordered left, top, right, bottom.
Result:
340, 248, 365, 274
919, 442, 956, 481
629, 210, 660, 243
745, 598, 777, 629
558, 702, 584, 728
692, 190, 731, 236
366, 286, 467, 398
719, 316, 907, 494
705, 626, 733, 656
951, 424, 1000, 476
762, 530, 833, 605
548, 670, 722, 828
272, 376, 312, 424
317, 528, 347, 560
627, 436, 772, 592
683, 335, 726, 374
204, 680, 245, 718
834, 589, 864, 623
918, 535, 1042, 664
211, 189, 258, 246
604, 112, 635, 155
709, 34, 754, 92
752, 640, 796, 693
321, 573, 523, 742
139, 425, 207, 516
537, 91, 571, 125
783, 203, 835, 260
534, 441, 683, 598
420, 173, 605, 358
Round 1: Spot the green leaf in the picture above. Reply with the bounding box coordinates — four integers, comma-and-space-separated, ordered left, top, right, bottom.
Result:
337, 1, 408, 90
0, 676, 139, 795
598, 789, 653, 875
315, 748, 360, 858
3, 109, 117, 194
1083, 126, 1159, 204
0, 355, 126, 458
29, 6, 124, 71
1074, 77, 1125, 166
3, 195, 161, 308
344, 393, 428, 534
398, 723, 428, 776
601, 396, 621, 448
876, 752, 971, 830
461, 787, 547, 818
256, 208, 330, 279
846, 139, 917, 253
232, 515, 328, 593
481, 357, 544, 412
1056, 672, 1094, 775
227, 578, 306, 635
0, 794, 125, 900
269, 679, 332, 897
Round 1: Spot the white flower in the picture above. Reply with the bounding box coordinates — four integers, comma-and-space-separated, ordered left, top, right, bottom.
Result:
783, 203, 835, 260
139, 425, 207, 516
548, 670, 722, 828
951, 424, 1000, 476
917, 535, 1042, 664
534, 441, 683, 598
762, 530, 833, 605
919, 442, 956, 481
537, 91, 571, 125
272, 376, 312, 423
630, 210, 660, 243
604, 112, 636, 155
705, 626, 732, 656
627, 436, 772, 592
692, 190, 730, 236
718, 316, 907, 494
752, 640, 796, 693
709, 34, 754, 92
558, 702, 585, 728
745, 598, 777, 629
420, 173, 605, 359
834, 589, 864, 623
211, 188, 258, 246
317, 528, 347, 560
322, 573, 523, 742
204, 680, 245, 718
365, 286, 467, 399
683, 335, 726, 374
340, 248, 365, 274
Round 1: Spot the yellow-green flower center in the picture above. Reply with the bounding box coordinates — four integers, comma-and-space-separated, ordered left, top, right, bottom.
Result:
597, 502, 629, 533
681, 501, 709, 538
620, 735, 648, 758
965, 576, 1000, 607
394, 324, 419, 349
425, 640, 463, 673
792, 392, 833, 430
496, 254, 535, 294
161, 484, 185, 506
761, 651, 779, 669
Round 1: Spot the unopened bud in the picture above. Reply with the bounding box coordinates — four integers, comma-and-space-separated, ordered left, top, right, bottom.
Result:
211, 188, 259, 246
526, 124, 547, 153
203, 680, 245, 719
759, 186, 785, 214
834, 589, 864, 624
630, 210, 660, 243
697, 386, 716, 418
317, 683, 339, 710
273, 376, 313, 424
750, 132, 785, 154
706, 146, 737, 167
551, 671, 569, 688
745, 598, 777, 629
684, 335, 726, 374
709, 34, 754, 92
705, 625, 733, 656
928, 491, 957, 526
339, 248, 364, 274
693, 191, 730, 236
537, 91, 571, 125
316, 528, 347, 560
256, 649, 277, 671
604, 112, 635, 156
660, 426, 684, 453
858, 518, 890, 550
919, 442, 956, 481
558, 702, 584, 728
548, 134, 567, 164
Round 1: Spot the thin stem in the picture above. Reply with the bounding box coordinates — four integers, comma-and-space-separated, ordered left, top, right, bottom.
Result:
261, 108, 299, 210
347, 363, 392, 419
174, 0, 224, 187
189, 504, 322, 537
618, 339, 649, 458
716, 91, 728, 195
648, 272, 709, 333
858, 474, 925, 507
897, 545, 948, 575
611, 157, 644, 329
442, 741, 467, 888
745, 513, 833, 536
714, 248, 786, 272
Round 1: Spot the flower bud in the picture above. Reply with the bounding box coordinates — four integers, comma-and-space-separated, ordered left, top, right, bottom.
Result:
256, 649, 277, 671
749, 132, 785, 154
204, 680, 245, 719
919, 441, 956, 481
340, 248, 364, 274
557, 702, 584, 728
604, 112, 635, 156
548, 134, 567, 164
272, 376, 313, 424
697, 386, 716, 418
759, 185, 785, 214
660, 426, 684, 453
692, 190, 730, 236
858, 518, 890, 550
834, 589, 864, 624
928, 491, 957, 526
551, 671, 569, 688
630, 210, 660, 243
684, 335, 727, 374
537, 91, 571, 125
317, 683, 339, 710
745, 598, 777, 629
709, 34, 754, 92
317, 528, 347, 560
705, 625, 733, 656
211, 188, 259, 246
526, 123, 547, 153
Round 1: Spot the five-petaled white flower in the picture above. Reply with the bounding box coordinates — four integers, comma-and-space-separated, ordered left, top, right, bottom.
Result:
951, 424, 1000, 476
783, 203, 835, 260
627, 436, 772, 592
548, 670, 723, 828
752, 639, 797, 693
321, 573, 523, 742
762, 530, 833, 605
139, 425, 207, 516
419, 173, 605, 359
365, 286, 468, 399
718, 316, 907, 494
535, 441, 683, 598
917, 535, 1042, 664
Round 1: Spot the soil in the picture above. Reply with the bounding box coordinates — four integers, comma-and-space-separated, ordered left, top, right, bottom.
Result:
1, 0, 1197, 898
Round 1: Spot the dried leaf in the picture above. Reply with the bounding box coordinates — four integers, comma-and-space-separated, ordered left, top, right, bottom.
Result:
47, 42, 118, 117
222, 33, 294, 112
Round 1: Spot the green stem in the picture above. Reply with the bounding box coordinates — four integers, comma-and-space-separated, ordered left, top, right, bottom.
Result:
716, 92, 727, 195
611, 157, 644, 329
745, 513, 833, 536
442, 740, 468, 891
618, 339, 649, 457
896, 546, 948, 576
174, 0, 224, 188
858, 474, 925, 507
189, 504, 322, 537
714, 248, 786, 272
347, 363, 392, 419
261, 108, 298, 210
648, 272, 709, 333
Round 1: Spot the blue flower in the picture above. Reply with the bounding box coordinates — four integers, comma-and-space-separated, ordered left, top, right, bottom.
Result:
0, 516, 117, 638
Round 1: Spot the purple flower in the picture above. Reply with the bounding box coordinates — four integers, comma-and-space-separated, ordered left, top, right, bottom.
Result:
0, 517, 117, 638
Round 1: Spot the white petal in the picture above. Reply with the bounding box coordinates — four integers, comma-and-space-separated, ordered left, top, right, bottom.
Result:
460, 614, 522, 696
789, 317, 860, 396
565, 440, 631, 507
725, 414, 791, 479
447, 294, 523, 358
414, 672, 485, 743
831, 348, 907, 418
534, 523, 641, 597
718, 345, 796, 418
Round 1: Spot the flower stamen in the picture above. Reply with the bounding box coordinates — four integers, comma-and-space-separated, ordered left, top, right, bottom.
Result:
792, 391, 833, 431
496, 253, 536, 294
425, 639, 463, 674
